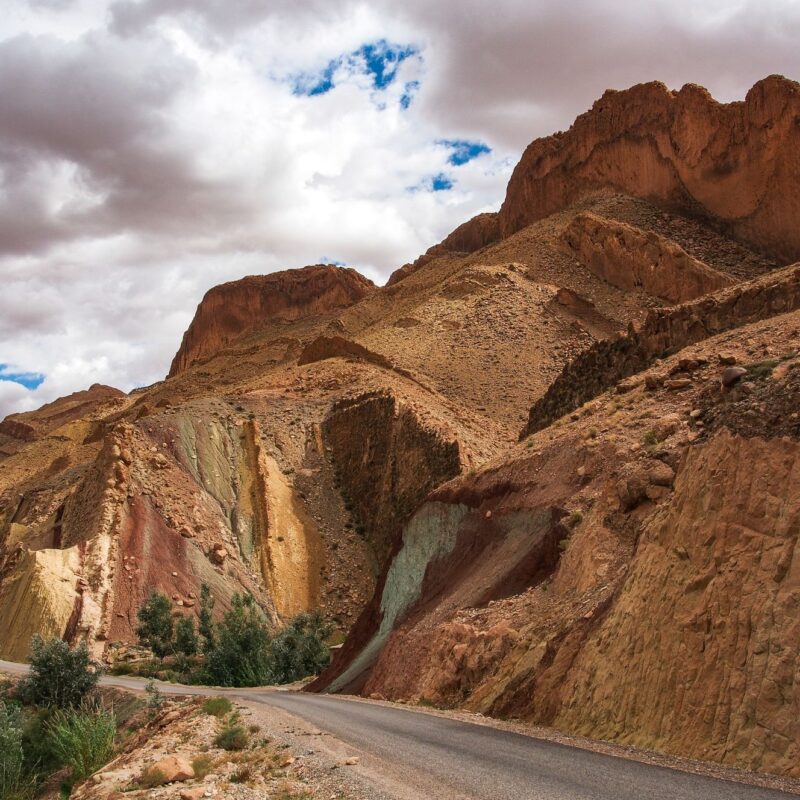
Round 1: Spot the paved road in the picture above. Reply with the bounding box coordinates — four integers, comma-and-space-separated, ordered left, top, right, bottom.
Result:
2, 660, 796, 800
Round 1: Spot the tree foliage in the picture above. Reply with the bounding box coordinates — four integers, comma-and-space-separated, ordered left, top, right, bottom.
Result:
198, 583, 215, 653
18, 637, 99, 709
204, 594, 272, 687
136, 591, 174, 660
174, 616, 198, 657
268, 611, 332, 684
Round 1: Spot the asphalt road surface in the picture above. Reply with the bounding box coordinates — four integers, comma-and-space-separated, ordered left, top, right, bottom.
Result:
1, 660, 796, 800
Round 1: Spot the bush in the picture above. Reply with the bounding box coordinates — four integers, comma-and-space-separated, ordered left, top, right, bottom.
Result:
18, 636, 99, 709
201, 697, 232, 718
46, 704, 116, 781
267, 611, 332, 685
136, 591, 174, 660
204, 594, 272, 687
144, 680, 164, 719
20, 707, 62, 777
0, 701, 26, 800
214, 721, 249, 751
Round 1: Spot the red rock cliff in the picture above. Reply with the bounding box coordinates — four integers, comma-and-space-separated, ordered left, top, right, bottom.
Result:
499, 76, 800, 262
168, 265, 375, 376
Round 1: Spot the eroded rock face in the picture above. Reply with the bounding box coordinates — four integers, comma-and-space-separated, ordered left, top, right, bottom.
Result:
169, 265, 375, 376
562, 212, 734, 303
322, 392, 464, 565
555, 432, 800, 775
500, 76, 800, 262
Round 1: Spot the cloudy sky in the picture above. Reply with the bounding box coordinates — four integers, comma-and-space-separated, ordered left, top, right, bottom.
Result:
1, 0, 799, 418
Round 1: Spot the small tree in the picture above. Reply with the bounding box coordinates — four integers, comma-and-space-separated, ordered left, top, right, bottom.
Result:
174, 616, 198, 658
268, 611, 332, 684
205, 594, 271, 687
198, 583, 215, 653
18, 636, 99, 708
136, 591, 174, 660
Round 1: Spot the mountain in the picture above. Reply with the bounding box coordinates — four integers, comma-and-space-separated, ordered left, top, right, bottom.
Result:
2, 76, 799, 777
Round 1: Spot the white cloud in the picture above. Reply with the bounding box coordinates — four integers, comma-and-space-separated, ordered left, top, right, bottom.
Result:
1, 0, 799, 419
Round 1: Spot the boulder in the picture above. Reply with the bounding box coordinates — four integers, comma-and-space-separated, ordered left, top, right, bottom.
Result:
152, 755, 194, 783
721, 366, 748, 387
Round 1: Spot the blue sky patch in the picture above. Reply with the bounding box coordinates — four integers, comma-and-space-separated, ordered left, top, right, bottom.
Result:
292, 39, 420, 98
430, 173, 454, 191
399, 80, 420, 109
439, 139, 492, 166
0, 364, 45, 390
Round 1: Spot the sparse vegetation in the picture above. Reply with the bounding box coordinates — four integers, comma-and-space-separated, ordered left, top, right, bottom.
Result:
191, 754, 213, 780
214, 719, 249, 751
642, 429, 659, 447
568, 510, 583, 526
201, 697, 232, 718
144, 680, 164, 719
137, 765, 168, 789
745, 358, 780, 380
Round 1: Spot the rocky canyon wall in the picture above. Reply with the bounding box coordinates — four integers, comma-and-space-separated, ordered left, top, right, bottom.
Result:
499, 76, 800, 263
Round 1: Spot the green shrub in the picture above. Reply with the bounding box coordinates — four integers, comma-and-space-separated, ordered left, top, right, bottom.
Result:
746, 359, 780, 380
267, 611, 332, 685
201, 697, 232, 718
144, 680, 164, 719
18, 636, 99, 709
568, 510, 583, 526
136, 591, 174, 660
46, 705, 116, 781
20, 707, 62, 777
0, 701, 26, 800
214, 721, 249, 751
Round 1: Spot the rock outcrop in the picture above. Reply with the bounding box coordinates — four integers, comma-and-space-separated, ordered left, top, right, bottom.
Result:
523, 263, 800, 437
561, 212, 734, 303
499, 76, 800, 262
168, 265, 375, 376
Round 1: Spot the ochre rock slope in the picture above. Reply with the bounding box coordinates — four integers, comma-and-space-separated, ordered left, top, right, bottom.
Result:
498, 76, 800, 262
169, 265, 375, 376
313, 298, 800, 777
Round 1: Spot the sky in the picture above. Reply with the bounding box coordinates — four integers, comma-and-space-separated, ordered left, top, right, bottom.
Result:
1, 0, 799, 418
